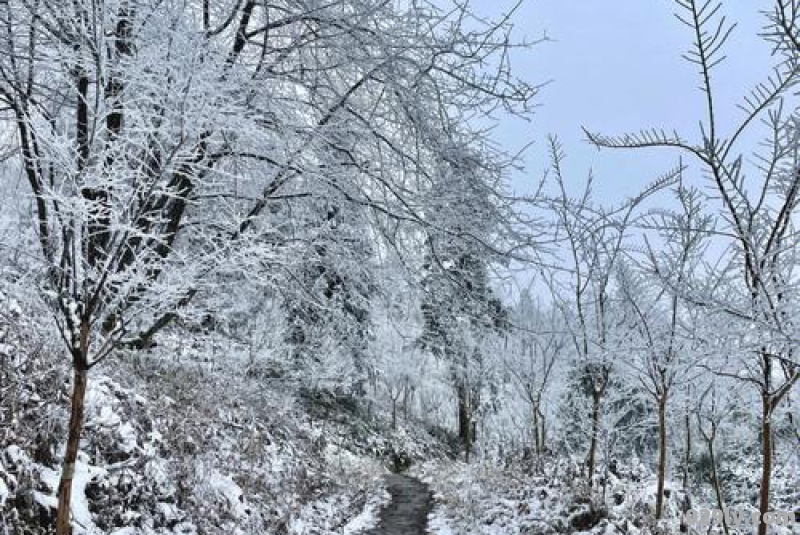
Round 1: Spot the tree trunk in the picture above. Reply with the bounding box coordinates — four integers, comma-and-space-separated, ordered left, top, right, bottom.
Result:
401, 383, 411, 422
457, 385, 470, 461
586, 391, 600, 486
539, 409, 546, 454
55, 366, 89, 535
757, 396, 772, 535
707, 431, 728, 535
683, 401, 691, 490
655, 392, 667, 519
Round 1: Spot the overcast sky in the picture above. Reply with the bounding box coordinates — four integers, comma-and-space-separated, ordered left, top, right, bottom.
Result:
475, 1, 777, 203
466, 1, 782, 297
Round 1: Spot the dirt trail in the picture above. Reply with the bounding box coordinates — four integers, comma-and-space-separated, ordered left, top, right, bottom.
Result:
367, 473, 433, 535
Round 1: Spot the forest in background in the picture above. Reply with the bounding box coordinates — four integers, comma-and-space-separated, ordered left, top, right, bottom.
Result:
0, 1, 797, 534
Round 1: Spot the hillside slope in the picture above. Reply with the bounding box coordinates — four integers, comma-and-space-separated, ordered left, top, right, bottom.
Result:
0, 328, 453, 535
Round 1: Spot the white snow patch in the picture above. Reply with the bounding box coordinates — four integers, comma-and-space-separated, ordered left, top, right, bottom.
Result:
427, 509, 457, 535
39, 459, 107, 535
118, 422, 138, 453
342, 486, 391, 534
0, 475, 8, 506
33, 489, 58, 510
204, 471, 249, 518
95, 405, 121, 427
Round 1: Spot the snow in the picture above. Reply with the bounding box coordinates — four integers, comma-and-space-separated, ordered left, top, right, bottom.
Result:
33, 489, 58, 510
4, 321, 794, 535
203, 471, 249, 519
5, 445, 24, 464
342, 487, 390, 534
426, 511, 456, 535
39, 460, 107, 535
96, 405, 122, 427
0, 476, 8, 507
418, 460, 641, 535
118, 422, 138, 454
70, 463, 108, 534
1, 0, 799, 533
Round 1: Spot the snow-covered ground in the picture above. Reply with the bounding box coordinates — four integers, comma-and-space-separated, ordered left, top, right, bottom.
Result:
2, 302, 797, 535
418, 458, 799, 535
0, 331, 449, 534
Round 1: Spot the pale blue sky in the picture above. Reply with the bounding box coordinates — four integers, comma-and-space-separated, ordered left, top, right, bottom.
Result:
476, 1, 776, 203
467, 1, 782, 298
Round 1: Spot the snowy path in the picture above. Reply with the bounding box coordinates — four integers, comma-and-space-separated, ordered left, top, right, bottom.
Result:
367, 474, 433, 534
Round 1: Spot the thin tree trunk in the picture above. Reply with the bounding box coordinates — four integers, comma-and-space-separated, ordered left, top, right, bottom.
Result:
457, 385, 471, 462
539, 411, 546, 454
587, 391, 600, 486
757, 396, 772, 535
683, 402, 691, 490
655, 392, 667, 519
55, 366, 89, 535
707, 432, 728, 535
470, 384, 480, 449
401, 383, 410, 422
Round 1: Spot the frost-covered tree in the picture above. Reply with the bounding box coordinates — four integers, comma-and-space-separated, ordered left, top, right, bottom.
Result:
543, 137, 676, 486
586, 1, 799, 528
615, 184, 713, 518
419, 150, 510, 461
0, 0, 538, 530
279, 181, 374, 391
504, 291, 564, 458
0, 3, 273, 530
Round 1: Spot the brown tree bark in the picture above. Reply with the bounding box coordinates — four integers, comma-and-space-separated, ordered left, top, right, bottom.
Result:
655, 392, 667, 519
586, 391, 601, 486
56, 318, 91, 535
457, 384, 472, 462
55, 366, 88, 535
401, 382, 411, 422
707, 428, 728, 535
697, 395, 729, 535
683, 399, 691, 490
539, 410, 546, 454
757, 396, 772, 535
